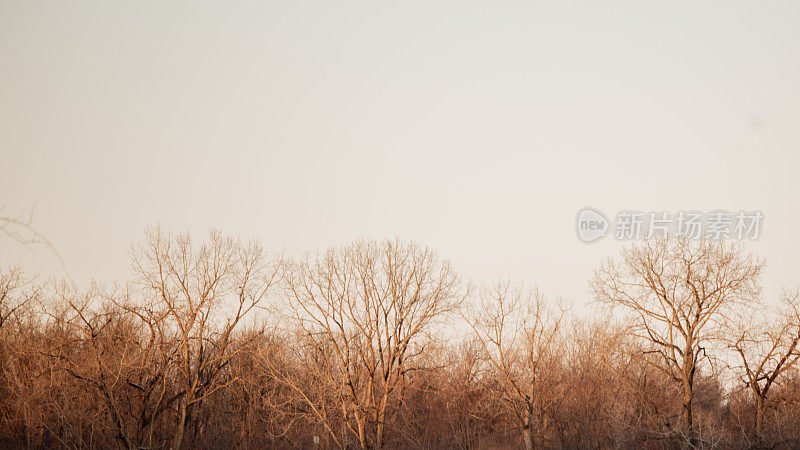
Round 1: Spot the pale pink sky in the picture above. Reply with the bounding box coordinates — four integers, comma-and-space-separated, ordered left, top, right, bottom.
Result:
2, 1, 799, 311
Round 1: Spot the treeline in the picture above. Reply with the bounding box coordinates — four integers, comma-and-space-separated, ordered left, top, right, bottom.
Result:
1, 228, 799, 449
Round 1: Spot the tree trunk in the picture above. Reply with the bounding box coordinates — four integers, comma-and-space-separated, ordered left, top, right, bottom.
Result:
522, 400, 534, 450
356, 414, 368, 450
375, 394, 388, 450
681, 383, 693, 435
172, 400, 188, 450
755, 395, 765, 440
523, 426, 534, 450
681, 353, 696, 448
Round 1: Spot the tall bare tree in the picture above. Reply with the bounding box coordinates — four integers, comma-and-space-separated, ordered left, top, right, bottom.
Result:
466, 280, 566, 450
728, 290, 800, 441
283, 238, 466, 449
131, 227, 279, 449
591, 239, 762, 444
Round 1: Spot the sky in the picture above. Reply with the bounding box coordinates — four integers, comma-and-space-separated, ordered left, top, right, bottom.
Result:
2, 1, 800, 313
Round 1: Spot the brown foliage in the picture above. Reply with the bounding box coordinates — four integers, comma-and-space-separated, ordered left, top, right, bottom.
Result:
1, 234, 799, 449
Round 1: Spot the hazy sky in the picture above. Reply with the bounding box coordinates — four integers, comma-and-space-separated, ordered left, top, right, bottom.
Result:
2, 1, 799, 311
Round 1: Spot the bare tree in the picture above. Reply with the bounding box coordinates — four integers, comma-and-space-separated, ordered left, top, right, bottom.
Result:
131, 227, 279, 450
466, 280, 566, 450
43, 283, 181, 450
591, 238, 763, 445
282, 238, 466, 449
0, 267, 43, 443
728, 289, 800, 442
0, 266, 39, 330
219, 331, 301, 448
